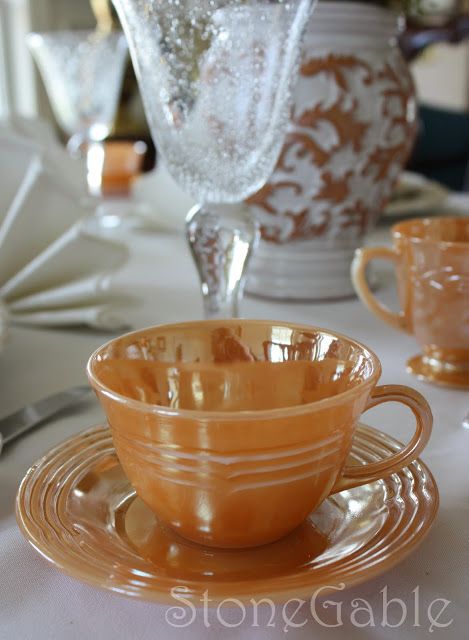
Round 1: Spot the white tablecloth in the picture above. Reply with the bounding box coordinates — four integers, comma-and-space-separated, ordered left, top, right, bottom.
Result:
1, 224, 468, 639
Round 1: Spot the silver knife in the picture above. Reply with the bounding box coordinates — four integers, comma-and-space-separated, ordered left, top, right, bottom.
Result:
0, 385, 93, 454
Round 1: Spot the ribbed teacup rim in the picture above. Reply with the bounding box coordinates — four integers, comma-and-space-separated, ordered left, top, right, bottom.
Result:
87, 319, 382, 421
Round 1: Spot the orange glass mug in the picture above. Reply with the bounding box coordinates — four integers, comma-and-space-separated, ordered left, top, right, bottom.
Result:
87, 319, 432, 548
352, 217, 469, 389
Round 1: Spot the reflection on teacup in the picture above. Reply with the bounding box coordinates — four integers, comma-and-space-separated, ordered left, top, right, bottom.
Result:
87, 320, 432, 548
352, 216, 469, 388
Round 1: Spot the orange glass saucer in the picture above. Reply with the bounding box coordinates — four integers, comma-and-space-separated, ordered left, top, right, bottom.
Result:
16, 424, 439, 605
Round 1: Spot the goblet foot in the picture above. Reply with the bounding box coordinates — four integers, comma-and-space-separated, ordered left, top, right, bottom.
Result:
186, 204, 260, 319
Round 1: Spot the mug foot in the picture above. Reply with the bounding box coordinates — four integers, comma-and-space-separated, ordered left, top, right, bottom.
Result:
407, 354, 469, 390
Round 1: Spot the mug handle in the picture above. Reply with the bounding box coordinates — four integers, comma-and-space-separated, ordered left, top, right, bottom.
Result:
331, 384, 433, 494
351, 246, 410, 333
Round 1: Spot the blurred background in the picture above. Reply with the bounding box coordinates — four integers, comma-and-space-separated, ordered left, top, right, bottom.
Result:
0, 0, 468, 191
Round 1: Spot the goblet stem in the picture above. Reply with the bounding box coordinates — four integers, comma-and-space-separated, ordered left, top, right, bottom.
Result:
85, 141, 106, 198
186, 204, 260, 319
67, 134, 105, 198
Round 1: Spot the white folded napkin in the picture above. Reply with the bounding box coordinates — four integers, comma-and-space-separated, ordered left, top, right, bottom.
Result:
0, 114, 86, 201
0, 117, 134, 331
444, 192, 469, 215
1, 218, 130, 327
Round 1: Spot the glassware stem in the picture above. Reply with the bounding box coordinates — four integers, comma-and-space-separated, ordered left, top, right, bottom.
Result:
85, 141, 106, 198
67, 134, 105, 198
186, 204, 260, 319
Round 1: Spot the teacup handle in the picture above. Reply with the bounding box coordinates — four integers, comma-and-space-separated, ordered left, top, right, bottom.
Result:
351, 246, 410, 333
331, 384, 433, 494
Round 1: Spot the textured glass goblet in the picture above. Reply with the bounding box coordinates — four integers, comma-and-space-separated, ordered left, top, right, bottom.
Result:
112, 0, 313, 318
27, 30, 128, 197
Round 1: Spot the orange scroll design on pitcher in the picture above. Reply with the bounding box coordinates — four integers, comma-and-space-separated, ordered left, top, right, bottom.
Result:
248, 51, 417, 243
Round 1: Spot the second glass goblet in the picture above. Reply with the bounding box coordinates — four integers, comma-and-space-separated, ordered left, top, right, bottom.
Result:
113, 0, 314, 318
27, 30, 128, 197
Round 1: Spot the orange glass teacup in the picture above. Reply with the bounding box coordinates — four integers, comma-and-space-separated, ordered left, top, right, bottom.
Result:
352, 217, 469, 389
87, 320, 432, 549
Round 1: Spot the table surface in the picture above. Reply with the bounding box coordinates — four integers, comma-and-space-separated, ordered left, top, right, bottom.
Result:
1, 221, 468, 640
